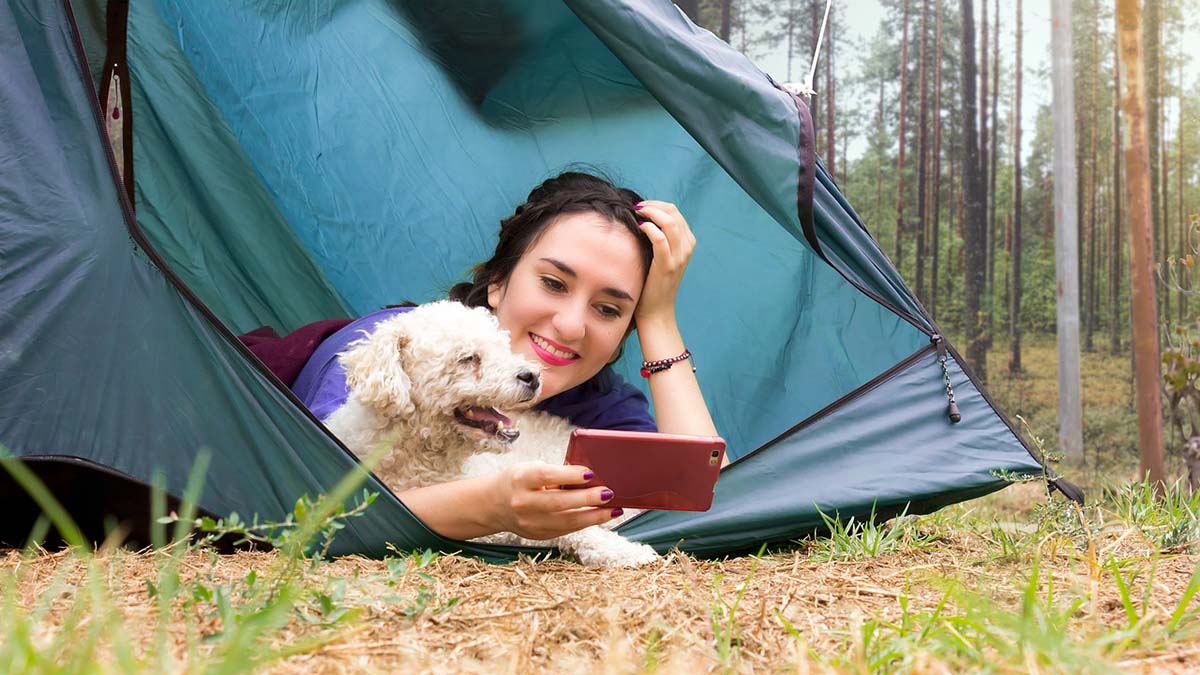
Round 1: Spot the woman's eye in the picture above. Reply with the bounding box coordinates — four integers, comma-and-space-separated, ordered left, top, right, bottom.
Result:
596, 305, 621, 319
540, 276, 566, 292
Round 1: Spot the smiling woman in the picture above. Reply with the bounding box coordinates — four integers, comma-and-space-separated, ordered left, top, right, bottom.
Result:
293, 171, 719, 542
486, 212, 645, 400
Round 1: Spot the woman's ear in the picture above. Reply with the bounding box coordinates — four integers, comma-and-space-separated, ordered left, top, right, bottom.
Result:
486, 281, 503, 310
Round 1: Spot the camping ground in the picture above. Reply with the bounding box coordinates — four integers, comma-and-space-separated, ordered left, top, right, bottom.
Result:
5, 338, 1200, 674
4, 0, 1200, 671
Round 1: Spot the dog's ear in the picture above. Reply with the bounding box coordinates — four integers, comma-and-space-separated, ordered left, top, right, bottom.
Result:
339, 322, 415, 418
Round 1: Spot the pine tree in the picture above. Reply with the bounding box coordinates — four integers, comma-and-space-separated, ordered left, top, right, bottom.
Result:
961, 0, 988, 380
825, 5, 837, 181
980, 0, 993, 344
916, 0, 931, 301
895, 0, 911, 271
989, 0, 1001, 281
930, 0, 944, 318
1010, 0, 1024, 373
1085, 0, 1100, 352
1110, 4, 1123, 354
1116, 0, 1166, 484
1145, 0, 1163, 319
1178, 34, 1187, 323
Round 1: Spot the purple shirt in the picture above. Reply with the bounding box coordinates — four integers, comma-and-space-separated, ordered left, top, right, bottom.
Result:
292, 307, 657, 432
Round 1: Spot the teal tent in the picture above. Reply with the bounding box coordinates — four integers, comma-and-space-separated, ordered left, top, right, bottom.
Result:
0, 0, 1058, 558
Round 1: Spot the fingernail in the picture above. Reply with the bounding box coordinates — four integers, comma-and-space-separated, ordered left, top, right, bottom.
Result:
582, 470, 595, 481
600, 489, 614, 502
634, 203, 643, 210
611, 508, 624, 517
638, 221, 648, 226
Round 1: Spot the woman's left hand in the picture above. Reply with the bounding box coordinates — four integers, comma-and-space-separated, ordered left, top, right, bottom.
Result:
634, 200, 696, 323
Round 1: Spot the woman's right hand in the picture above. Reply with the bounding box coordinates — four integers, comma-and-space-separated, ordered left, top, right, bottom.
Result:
489, 462, 620, 540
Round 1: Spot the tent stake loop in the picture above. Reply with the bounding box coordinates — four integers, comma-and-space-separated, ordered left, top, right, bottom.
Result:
933, 334, 961, 423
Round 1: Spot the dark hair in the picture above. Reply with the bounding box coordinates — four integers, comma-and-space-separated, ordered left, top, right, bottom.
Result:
450, 171, 652, 307
449, 170, 652, 368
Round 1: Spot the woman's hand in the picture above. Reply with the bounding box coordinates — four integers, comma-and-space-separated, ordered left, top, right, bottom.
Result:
634, 200, 697, 323
488, 462, 620, 540
629, 201, 720, 443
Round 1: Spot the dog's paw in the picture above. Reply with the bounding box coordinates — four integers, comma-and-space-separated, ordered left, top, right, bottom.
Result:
571, 538, 660, 568
618, 541, 661, 567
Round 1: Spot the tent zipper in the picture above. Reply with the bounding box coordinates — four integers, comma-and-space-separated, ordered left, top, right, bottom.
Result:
931, 333, 961, 423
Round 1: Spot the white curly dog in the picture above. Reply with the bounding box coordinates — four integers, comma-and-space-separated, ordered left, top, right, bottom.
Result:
322, 301, 659, 567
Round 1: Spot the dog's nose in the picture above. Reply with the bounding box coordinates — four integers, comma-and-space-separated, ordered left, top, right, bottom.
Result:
517, 369, 540, 390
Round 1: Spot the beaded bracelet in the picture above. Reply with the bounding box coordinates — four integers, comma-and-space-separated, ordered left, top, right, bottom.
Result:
640, 349, 695, 378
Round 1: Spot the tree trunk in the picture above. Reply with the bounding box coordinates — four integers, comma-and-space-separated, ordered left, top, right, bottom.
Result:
720, 0, 731, 42
1180, 49, 1187, 324
1044, 173, 1054, 245
676, 0, 700, 24
1051, 0, 1084, 460
916, 0, 930, 302
1160, 9, 1169, 324
1009, 0, 1023, 373
949, 158, 960, 301
1145, 0, 1161, 322
875, 73, 886, 218
1110, 13, 1123, 355
931, 0, 944, 318
1080, 2, 1089, 341
810, 1, 821, 139
785, 1, 796, 81
989, 0, 1001, 278
960, 0, 987, 381
1085, 3, 1099, 352
1115, 0, 1166, 486
825, 7, 837, 181
895, 0, 911, 271
980, 0, 992, 345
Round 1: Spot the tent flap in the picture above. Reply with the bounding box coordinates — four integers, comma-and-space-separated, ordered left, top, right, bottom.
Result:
0, 0, 1043, 560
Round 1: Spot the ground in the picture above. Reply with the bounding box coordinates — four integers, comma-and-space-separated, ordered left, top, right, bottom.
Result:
4, 339, 1199, 673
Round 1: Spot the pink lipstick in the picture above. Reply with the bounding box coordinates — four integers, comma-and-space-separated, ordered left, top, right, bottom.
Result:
529, 333, 580, 367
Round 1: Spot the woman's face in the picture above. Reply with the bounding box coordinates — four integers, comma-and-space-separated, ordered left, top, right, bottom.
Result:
488, 212, 645, 401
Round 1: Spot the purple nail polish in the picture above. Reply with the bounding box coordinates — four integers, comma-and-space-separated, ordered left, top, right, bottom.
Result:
600, 489, 614, 502
611, 508, 624, 518
582, 471, 595, 481
634, 203, 643, 210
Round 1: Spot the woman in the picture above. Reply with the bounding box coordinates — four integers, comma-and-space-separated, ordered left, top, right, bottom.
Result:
295, 171, 718, 541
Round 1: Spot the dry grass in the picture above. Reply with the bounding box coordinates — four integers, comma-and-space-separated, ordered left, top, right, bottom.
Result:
5, 483, 1200, 674
6, 341, 1200, 673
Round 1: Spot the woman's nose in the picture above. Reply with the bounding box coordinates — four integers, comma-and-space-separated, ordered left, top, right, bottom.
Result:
552, 301, 587, 343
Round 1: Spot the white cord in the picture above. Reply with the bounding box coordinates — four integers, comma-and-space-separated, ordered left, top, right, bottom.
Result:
782, 0, 833, 98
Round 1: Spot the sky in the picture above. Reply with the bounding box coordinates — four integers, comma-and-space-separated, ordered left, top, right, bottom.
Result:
744, 0, 1199, 163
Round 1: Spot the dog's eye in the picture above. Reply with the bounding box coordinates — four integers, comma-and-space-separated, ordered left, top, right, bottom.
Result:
458, 354, 481, 367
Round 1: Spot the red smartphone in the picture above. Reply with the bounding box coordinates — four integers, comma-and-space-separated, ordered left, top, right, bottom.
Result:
563, 428, 726, 511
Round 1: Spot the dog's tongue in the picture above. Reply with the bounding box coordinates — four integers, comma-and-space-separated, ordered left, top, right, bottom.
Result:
460, 406, 519, 441
462, 406, 511, 426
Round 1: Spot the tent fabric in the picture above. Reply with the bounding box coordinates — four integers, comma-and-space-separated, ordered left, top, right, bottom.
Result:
0, 0, 1044, 560
128, 0, 931, 459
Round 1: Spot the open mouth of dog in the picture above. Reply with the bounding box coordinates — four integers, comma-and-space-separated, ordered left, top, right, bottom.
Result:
454, 406, 520, 442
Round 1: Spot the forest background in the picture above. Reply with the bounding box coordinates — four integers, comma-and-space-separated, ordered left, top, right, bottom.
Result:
677, 0, 1200, 478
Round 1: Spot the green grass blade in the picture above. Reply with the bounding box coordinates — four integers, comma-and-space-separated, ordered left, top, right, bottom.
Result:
1167, 559, 1200, 634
